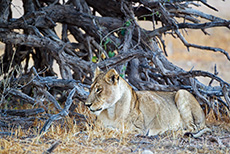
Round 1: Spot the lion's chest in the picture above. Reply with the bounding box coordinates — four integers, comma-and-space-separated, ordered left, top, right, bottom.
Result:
97, 104, 130, 128
96, 93, 135, 128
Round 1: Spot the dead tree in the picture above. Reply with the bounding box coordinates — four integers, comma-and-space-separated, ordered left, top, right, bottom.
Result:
0, 0, 230, 132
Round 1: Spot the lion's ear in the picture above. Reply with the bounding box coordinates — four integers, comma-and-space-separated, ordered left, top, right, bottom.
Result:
104, 69, 119, 85
93, 67, 102, 81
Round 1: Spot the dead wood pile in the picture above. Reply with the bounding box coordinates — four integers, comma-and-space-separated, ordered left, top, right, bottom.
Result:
0, 0, 229, 134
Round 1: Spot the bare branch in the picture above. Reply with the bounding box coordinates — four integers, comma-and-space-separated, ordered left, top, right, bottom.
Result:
148, 20, 230, 60
40, 87, 76, 134
8, 89, 36, 105
0, 0, 229, 129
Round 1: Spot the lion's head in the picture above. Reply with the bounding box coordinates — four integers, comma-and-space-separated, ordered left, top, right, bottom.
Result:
85, 68, 122, 115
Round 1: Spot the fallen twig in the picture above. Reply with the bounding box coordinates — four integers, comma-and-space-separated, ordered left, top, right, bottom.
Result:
0, 108, 44, 117
43, 140, 60, 154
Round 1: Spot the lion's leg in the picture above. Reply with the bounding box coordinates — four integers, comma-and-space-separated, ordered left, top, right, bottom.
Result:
175, 90, 206, 132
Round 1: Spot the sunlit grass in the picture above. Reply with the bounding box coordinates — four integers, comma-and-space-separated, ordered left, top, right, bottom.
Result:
1, 100, 229, 153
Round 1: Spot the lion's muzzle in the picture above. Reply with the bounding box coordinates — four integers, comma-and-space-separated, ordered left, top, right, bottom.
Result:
85, 102, 103, 113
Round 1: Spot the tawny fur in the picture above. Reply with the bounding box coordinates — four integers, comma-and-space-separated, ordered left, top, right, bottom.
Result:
85, 68, 208, 136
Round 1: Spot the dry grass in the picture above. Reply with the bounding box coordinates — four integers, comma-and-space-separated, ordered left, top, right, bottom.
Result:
1, 102, 230, 154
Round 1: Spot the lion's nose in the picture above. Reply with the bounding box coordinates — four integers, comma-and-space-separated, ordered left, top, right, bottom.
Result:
85, 103, 92, 107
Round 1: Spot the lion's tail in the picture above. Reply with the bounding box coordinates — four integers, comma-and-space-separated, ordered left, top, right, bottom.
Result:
184, 127, 211, 138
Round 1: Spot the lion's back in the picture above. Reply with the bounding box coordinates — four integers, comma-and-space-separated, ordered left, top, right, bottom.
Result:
135, 91, 182, 134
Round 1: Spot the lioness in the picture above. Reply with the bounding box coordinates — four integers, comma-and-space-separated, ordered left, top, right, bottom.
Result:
85, 68, 209, 136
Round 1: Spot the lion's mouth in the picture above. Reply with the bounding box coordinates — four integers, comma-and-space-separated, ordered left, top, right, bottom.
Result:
90, 107, 102, 112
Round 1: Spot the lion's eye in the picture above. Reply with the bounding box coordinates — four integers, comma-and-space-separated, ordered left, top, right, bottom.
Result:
95, 88, 102, 93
